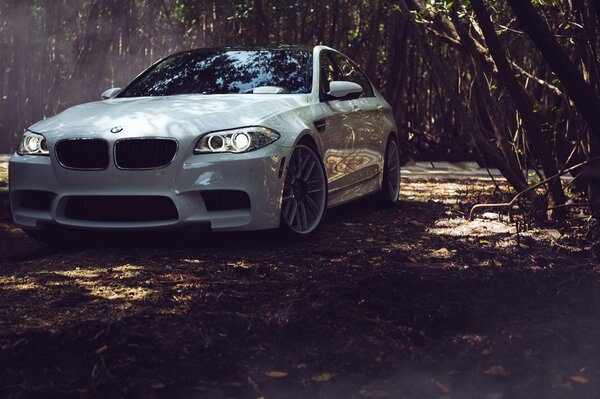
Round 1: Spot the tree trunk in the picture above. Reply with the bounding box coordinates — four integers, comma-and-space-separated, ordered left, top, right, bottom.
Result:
506, 0, 600, 145
471, 0, 567, 219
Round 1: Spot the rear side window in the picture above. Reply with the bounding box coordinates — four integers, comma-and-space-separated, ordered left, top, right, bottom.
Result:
332, 53, 375, 98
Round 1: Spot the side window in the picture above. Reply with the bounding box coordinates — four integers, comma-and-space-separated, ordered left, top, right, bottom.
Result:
319, 51, 343, 96
332, 54, 375, 98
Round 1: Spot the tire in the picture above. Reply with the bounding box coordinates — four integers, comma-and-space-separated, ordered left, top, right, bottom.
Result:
280, 144, 328, 236
375, 136, 401, 207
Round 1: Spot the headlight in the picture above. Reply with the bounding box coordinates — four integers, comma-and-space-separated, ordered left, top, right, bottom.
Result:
17, 131, 49, 156
194, 127, 280, 154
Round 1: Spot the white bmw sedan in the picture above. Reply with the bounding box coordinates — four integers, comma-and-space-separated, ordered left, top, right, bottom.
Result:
9, 45, 400, 239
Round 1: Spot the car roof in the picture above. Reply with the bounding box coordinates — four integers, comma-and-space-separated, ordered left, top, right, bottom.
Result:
174, 45, 316, 55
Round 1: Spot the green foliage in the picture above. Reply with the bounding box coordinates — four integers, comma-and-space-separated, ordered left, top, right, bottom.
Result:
172, 1, 186, 24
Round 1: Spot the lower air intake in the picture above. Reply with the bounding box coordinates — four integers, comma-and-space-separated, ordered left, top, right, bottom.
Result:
65, 196, 178, 222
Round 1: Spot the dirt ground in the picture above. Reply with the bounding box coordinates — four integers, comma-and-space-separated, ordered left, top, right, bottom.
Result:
0, 161, 599, 399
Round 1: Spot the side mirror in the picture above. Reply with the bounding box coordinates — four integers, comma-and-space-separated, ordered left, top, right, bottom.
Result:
101, 88, 121, 100
326, 81, 363, 100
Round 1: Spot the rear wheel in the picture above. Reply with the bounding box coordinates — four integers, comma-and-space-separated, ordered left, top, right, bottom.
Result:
280, 144, 327, 236
375, 137, 400, 207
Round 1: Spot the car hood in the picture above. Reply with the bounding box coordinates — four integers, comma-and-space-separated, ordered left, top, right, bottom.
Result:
29, 94, 309, 137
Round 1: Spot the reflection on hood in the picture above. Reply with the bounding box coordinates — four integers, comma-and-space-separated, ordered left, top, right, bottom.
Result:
29, 94, 308, 136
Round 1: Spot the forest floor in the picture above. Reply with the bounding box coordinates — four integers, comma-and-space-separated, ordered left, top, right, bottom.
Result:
0, 161, 599, 399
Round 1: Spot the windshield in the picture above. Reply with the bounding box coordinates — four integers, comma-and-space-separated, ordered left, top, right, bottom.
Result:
118, 49, 313, 97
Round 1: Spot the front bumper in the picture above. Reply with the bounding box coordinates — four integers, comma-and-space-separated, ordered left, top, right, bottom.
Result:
9, 145, 288, 232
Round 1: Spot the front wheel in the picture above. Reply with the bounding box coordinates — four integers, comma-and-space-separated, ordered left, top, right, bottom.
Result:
375, 137, 401, 207
280, 144, 327, 236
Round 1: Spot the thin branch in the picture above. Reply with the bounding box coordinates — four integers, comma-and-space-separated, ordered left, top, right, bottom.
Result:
469, 156, 600, 219
510, 61, 563, 96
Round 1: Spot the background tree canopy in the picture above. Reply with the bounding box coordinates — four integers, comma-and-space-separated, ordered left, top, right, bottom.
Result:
1, 0, 599, 218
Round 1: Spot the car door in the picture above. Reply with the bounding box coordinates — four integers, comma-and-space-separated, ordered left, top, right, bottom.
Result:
313, 50, 362, 195
331, 53, 384, 186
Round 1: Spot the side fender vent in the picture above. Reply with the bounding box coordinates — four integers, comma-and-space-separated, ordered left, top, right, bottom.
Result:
314, 119, 326, 133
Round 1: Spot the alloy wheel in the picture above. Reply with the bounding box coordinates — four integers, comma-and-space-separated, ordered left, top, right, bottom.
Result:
281, 145, 327, 235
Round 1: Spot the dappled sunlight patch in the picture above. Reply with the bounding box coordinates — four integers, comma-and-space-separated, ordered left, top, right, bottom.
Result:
54, 267, 104, 280
400, 178, 505, 205
428, 217, 515, 237
0, 275, 40, 291
0, 161, 7, 188
150, 272, 207, 290
0, 284, 196, 333
0, 263, 172, 334
109, 264, 144, 278
0, 222, 24, 235
52, 265, 154, 301
226, 260, 253, 269
87, 284, 153, 301
182, 258, 206, 265
384, 242, 413, 252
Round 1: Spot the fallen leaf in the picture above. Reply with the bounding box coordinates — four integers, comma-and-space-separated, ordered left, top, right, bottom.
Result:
484, 365, 510, 376
435, 381, 451, 393
479, 240, 491, 246
571, 375, 589, 384
312, 373, 334, 382
541, 229, 561, 240
482, 212, 500, 220
493, 259, 502, 267
463, 334, 484, 343
359, 388, 389, 397
552, 373, 573, 388
433, 248, 451, 258
95, 345, 108, 354
519, 243, 529, 249
265, 371, 288, 378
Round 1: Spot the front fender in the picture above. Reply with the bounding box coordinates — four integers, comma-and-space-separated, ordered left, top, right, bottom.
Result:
256, 108, 325, 156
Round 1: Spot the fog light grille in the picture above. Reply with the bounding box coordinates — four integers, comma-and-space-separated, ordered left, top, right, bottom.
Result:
20, 190, 54, 211
202, 190, 251, 211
